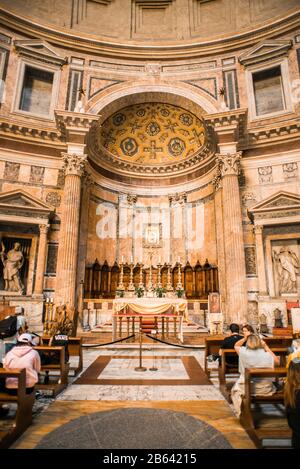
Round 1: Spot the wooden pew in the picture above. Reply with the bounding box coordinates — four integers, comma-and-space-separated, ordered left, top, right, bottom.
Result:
218, 349, 239, 399
34, 346, 69, 397
0, 368, 35, 449
204, 337, 224, 377
204, 336, 292, 378
41, 336, 83, 376
240, 367, 291, 448
219, 347, 289, 401
264, 337, 293, 348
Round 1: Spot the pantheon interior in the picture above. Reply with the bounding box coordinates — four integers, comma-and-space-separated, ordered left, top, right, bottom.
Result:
0, 0, 300, 452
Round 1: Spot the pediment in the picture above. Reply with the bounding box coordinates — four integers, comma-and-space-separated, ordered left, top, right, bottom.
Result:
248, 191, 300, 222
14, 39, 67, 66
239, 40, 292, 66
0, 190, 52, 210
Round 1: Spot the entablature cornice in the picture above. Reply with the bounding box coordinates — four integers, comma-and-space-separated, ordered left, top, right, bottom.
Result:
55, 110, 100, 142
0, 7, 299, 60
0, 117, 63, 145
241, 117, 300, 150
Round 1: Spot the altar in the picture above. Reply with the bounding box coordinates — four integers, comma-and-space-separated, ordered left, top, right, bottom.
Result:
112, 297, 188, 342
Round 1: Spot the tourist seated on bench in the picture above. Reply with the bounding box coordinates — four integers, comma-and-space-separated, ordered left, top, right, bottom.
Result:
231, 334, 280, 417
42, 325, 69, 385
0, 308, 27, 364
2, 333, 41, 395
207, 323, 250, 365
284, 357, 300, 449
286, 339, 300, 368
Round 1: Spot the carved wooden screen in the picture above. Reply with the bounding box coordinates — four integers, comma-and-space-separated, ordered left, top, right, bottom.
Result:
161, 265, 168, 288
172, 265, 179, 289
133, 266, 140, 288
123, 265, 130, 289
84, 260, 218, 299
91, 260, 101, 298
195, 262, 203, 298
184, 264, 194, 298
110, 263, 119, 296
100, 262, 109, 296
84, 265, 93, 297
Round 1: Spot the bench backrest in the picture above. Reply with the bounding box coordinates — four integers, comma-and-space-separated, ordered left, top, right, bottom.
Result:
0, 368, 27, 399
244, 367, 287, 402
205, 337, 224, 355
34, 345, 65, 368
41, 336, 81, 356
264, 337, 293, 348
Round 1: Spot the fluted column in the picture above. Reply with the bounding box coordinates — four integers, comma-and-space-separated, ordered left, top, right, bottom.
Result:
217, 152, 248, 324
34, 224, 49, 295
212, 173, 227, 323
56, 153, 87, 307
254, 225, 267, 295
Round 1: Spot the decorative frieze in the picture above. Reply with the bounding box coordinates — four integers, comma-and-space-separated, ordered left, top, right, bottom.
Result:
258, 166, 272, 184
283, 162, 298, 179
30, 165, 45, 184
126, 194, 137, 206
56, 169, 65, 188
45, 191, 61, 208
4, 161, 20, 181
245, 246, 257, 276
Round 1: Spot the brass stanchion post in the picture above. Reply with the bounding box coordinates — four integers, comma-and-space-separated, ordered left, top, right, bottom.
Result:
135, 318, 147, 372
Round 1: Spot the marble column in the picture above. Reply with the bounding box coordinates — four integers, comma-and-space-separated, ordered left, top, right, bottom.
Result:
254, 225, 268, 295
77, 171, 93, 290
34, 224, 49, 295
217, 152, 248, 324
56, 153, 87, 307
213, 174, 227, 323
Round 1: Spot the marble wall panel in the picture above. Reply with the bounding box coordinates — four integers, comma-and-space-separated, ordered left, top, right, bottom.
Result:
18, 164, 31, 183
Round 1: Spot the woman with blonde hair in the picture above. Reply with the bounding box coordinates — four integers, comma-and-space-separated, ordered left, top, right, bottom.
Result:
284, 358, 300, 448
231, 333, 280, 417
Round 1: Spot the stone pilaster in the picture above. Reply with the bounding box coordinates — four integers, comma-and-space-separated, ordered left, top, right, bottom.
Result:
216, 152, 248, 324
55, 153, 87, 307
253, 225, 267, 295
34, 224, 49, 295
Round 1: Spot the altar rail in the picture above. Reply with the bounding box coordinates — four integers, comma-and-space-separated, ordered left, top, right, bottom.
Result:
81, 299, 208, 330
84, 260, 218, 299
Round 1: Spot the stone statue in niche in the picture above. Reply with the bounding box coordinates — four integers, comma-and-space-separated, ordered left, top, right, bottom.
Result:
273, 247, 299, 294
273, 308, 283, 328
0, 241, 25, 294
74, 89, 85, 113
259, 313, 268, 334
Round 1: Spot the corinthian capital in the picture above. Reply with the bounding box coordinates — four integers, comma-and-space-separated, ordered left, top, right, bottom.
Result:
62, 153, 87, 177
168, 192, 187, 206
216, 152, 242, 177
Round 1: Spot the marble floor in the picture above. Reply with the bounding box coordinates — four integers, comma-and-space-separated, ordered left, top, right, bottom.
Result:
10, 345, 259, 449
59, 347, 224, 401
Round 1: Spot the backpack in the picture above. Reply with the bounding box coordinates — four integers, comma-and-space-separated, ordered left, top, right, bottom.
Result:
0, 315, 17, 339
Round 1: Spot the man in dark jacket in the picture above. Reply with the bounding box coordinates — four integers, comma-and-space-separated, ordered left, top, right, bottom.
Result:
208, 323, 243, 366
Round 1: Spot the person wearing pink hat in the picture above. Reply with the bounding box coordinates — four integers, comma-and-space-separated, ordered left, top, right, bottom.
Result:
3, 333, 41, 394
